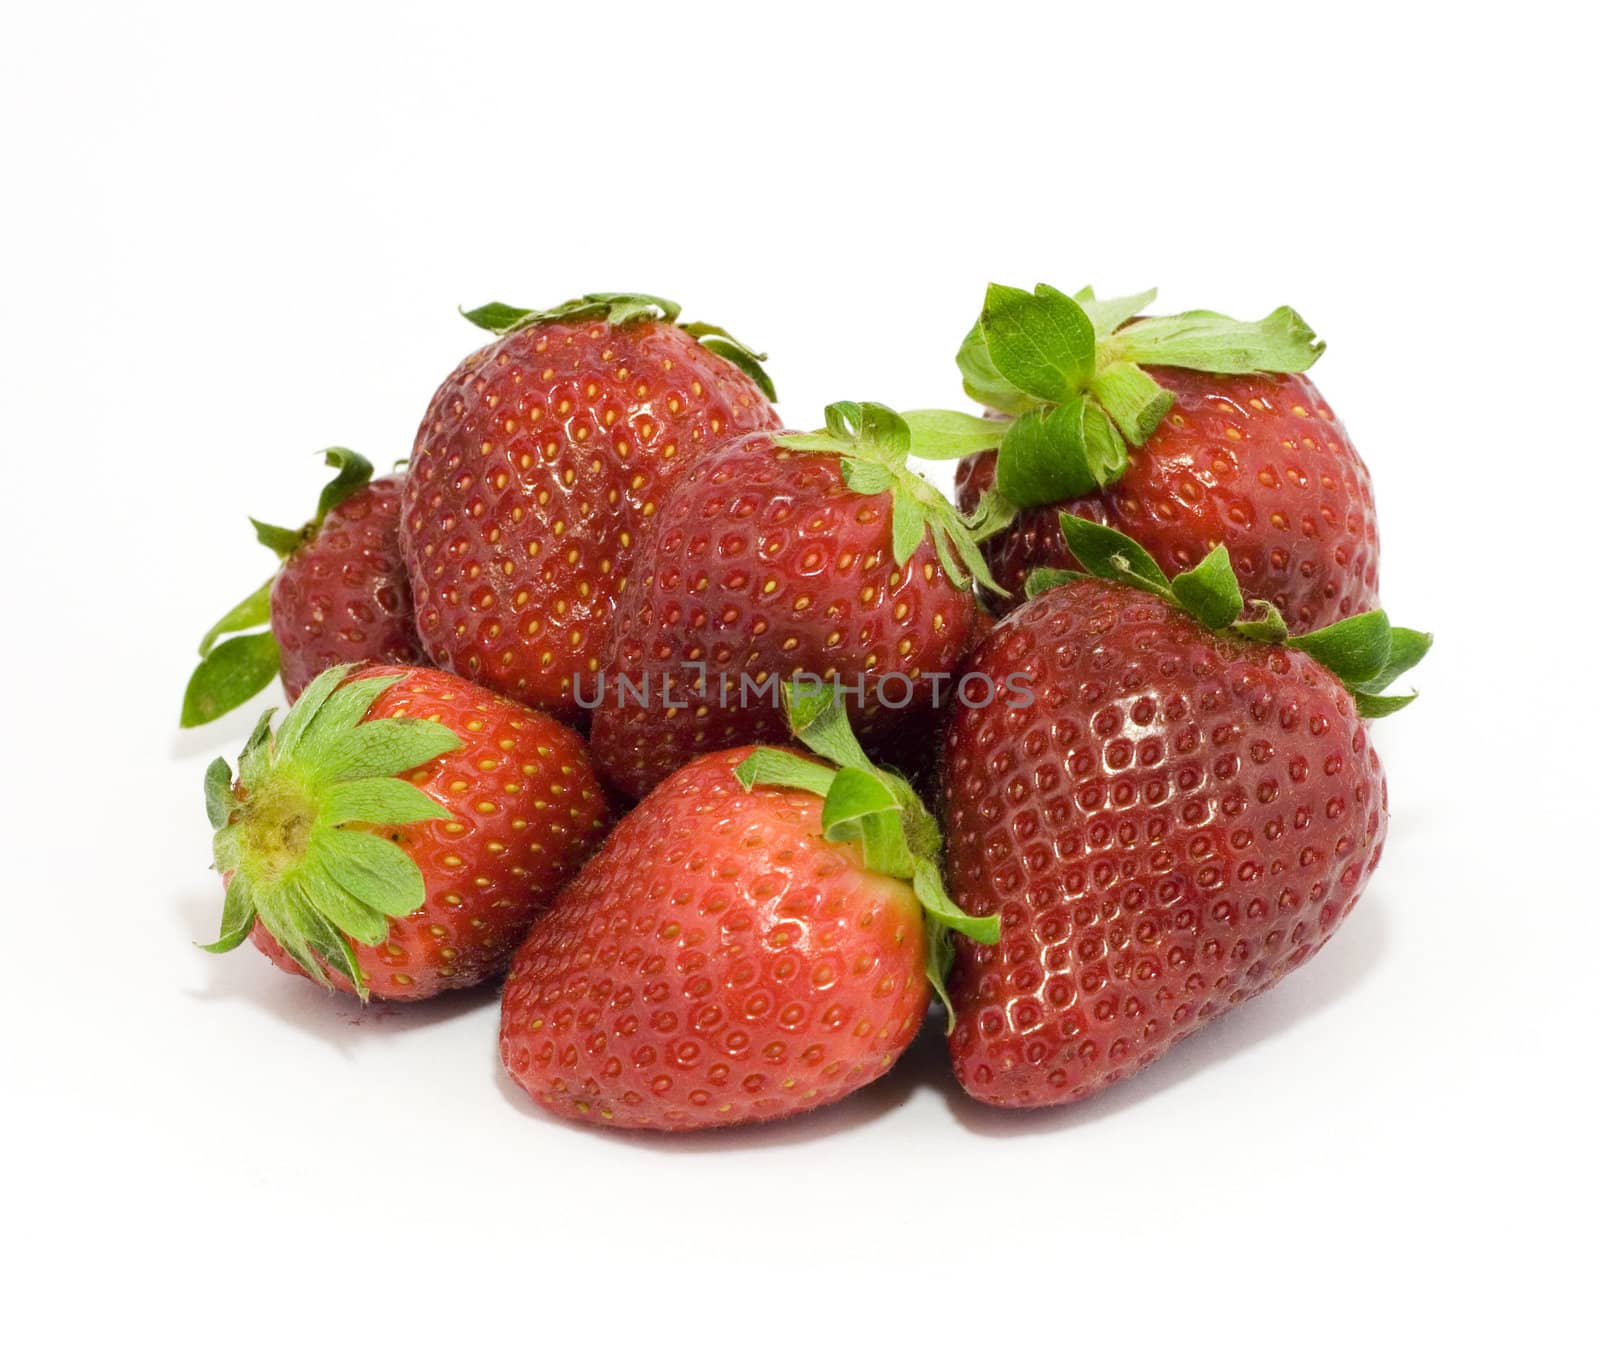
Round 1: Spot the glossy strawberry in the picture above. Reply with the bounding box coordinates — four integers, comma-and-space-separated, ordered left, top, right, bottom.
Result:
927, 284, 1378, 631
589, 404, 994, 800
203, 664, 611, 1001
182, 449, 426, 726
940, 517, 1428, 1107
501, 692, 996, 1130
401, 294, 779, 722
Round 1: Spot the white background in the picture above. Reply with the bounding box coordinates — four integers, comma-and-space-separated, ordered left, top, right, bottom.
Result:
3, 3, 1592, 1366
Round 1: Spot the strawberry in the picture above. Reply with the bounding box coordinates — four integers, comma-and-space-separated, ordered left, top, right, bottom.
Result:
401, 293, 780, 723
202, 663, 611, 1001
500, 687, 996, 1130
588, 402, 1000, 800
940, 517, 1429, 1106
181, 449, 426, 726
923, 284, 1378, 631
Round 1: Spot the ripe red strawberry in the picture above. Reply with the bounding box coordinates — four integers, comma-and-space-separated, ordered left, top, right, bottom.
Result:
202, 663, 611, 1001
401, 293, 780, 722
933, 284, 1378, 631
182, 449, 426, 726
500, 691, 997, 1130
940, 516, 1428, 1106
589, 403, 996, 800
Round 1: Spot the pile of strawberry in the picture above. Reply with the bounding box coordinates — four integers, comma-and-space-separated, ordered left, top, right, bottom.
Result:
184, 284, 1428, 1129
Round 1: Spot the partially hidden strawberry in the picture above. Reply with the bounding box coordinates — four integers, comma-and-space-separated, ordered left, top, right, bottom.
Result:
941, 518, 1429, 1107
401, 293, 780, 723
589, 402, 1001, 800
500, 686, 997, 1130
202, 663, 611, 1001
920, 284, 1378, 631
182, 449, 426, 726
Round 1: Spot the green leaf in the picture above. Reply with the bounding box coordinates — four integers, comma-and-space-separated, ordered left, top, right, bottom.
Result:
1073, 286, 1158, 336
784, 681, 875, 772
461, 300, 536, 331
295, 670, 403, 756
993, 395, 1128, 507
199, 872, 257, 955
1024, 566, 1085, 599
1359, 627, 1433, 694
1351, 689, 1419, 719
733, 749, 837, 799
1170, 545, 1245, 630
900, 409, 1010, 461
270, 663, 352, 765
692, 334, 778, 403
912, 860, 999, 945
1088, 360, 1175, 446
196, 576, 275, 656
322, 777, 450, 828
204, 757, 234, 829
1233, 599, 1290, 643
1113, 305, 1325, 374
890, 493, 926, 566
1057, 514, 1173, 598
461, 293, 682, 336
314, 827, 427, 919
1289, 610, 1393, 688
251, 519, 306, 558
300, 718, 462, 787
181, 633, 281, 728
292, 856, 390, 945
253, 879, 332, 989
955, 320, 1030, 414
980, 283, 1097, 404
819, 766, 903, 838
314, 448, 375, 521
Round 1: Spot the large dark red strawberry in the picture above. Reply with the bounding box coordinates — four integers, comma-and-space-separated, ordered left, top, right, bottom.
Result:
401, 293, 779, 723
940, 516, 1428, 1107
500, 688, 996, 1130
202, 663, 611, 1001
588, 403, 996, 800
182, 449, 425, 726
924, 283, 1378, 631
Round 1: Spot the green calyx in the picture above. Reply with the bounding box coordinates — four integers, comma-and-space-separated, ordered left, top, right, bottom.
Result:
772, 401, 1010, 595
734, 682, 999, 1020
1025, 516, 1431, 718
202, 665, 462, 999
904, 282, 1324, 510
460, 292, 777, 402
181, 448, 376, 729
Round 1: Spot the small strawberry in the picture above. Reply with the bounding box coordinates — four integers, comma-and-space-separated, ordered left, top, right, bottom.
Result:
500, 687, 996, 1130
589, 402, 1001, 800
926, 283, 1378, 631
181, 448, 426, 726
941, 517, 1429, 1107
402, 293, 780, 722
202, 663, 611, 1001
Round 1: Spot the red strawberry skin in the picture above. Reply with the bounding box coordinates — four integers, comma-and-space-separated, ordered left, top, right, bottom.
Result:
956, 369, 1379, 631
246, 666, 611, 999
590, 433, 977, 799
499, 748, 930, 1130
401, 319, 779, 722
270, 473, 426, 700
941, 580, 1387, 1106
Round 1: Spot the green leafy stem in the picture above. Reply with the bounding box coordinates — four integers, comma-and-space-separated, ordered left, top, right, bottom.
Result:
773, 401, 1010, 594
461, 292, 777, 401
887, 282, 1324, 512
1026, 515, 1431, 718
203, 665, 462, 999
734, 682, 998, 1019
